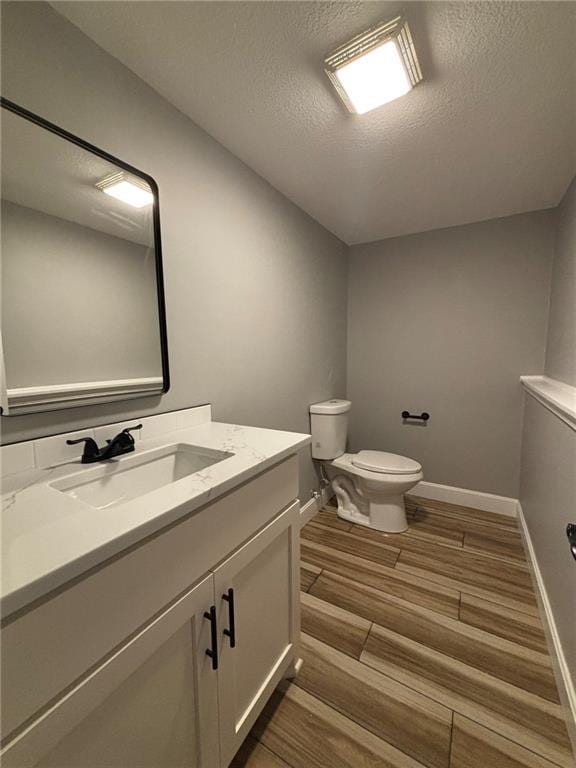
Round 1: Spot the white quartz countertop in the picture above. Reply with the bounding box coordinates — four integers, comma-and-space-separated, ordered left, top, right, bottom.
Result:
1, 421, 310, 617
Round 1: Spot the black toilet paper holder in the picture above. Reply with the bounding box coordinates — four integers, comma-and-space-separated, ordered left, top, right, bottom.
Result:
402, 411, 430, 421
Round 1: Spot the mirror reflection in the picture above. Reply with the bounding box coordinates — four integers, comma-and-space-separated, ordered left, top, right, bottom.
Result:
1, 102, 168, 415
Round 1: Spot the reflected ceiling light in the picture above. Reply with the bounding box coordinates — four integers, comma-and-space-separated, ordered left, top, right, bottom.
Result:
324, 17, 422, 115
96, 171, 154, 208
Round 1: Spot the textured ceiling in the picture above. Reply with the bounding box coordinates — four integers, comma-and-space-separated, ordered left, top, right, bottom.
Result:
52, 1, 576, 244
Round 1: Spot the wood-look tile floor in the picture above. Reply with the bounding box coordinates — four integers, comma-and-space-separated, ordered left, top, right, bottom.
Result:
232, 496, 575, 768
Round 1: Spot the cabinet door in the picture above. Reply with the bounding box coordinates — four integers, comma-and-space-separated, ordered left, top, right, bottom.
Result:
2, 574, 220, 768
214, 501, 300, 766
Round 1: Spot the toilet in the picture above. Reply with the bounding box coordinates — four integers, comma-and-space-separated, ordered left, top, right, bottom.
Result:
310, 399, 423, 533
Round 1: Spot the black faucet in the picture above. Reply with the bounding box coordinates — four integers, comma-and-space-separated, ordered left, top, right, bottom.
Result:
67, 425, 143, 464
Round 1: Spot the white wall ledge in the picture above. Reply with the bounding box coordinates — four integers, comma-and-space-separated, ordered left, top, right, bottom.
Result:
520, 375, 576, 431
3, 377, 164, 415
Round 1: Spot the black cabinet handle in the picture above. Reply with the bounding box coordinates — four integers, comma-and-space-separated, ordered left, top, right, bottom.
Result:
402, 411, 430, 421
222, 588, 236, 648
567, 524, 576, 562
203, 606, 218, 670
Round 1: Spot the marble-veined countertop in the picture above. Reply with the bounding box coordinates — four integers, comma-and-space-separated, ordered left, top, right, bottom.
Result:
1, 421, 310, 617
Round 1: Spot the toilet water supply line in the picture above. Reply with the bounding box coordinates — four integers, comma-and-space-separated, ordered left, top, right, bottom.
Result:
319, 462, 331, 489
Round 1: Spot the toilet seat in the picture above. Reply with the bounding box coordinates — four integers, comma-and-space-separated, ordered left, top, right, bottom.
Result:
331, 453, 422, 482
352, 450, 421, 475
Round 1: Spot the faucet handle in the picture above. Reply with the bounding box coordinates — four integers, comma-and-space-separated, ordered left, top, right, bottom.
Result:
118, 424, 143, 446
122, 423, 143, 437
66, 436, 100, 462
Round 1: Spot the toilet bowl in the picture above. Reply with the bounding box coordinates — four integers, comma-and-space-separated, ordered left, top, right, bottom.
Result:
309, 399, 423, 533
327, 451, 423, 532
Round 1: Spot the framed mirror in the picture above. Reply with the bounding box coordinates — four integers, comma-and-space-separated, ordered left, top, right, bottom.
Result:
0, 99, 169, 415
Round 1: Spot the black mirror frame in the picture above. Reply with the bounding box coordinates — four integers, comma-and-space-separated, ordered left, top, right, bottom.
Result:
0, 97, 170, 412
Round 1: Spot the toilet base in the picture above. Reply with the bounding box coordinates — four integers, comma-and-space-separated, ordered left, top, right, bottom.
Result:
337, 494, 408, 533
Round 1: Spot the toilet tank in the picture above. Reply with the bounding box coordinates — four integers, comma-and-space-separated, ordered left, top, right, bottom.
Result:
309, 399, 351, 460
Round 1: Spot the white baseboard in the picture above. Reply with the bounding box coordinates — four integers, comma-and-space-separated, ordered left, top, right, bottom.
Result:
412, 480, 518, 517
299, 496, 320, 527
517, 502, 576, 753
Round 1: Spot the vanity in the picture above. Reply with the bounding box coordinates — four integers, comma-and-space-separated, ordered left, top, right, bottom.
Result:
0, 98, 310, 767
1, 408, 310, 767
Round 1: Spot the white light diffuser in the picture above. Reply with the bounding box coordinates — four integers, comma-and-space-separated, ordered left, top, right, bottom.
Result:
335, 40, 411, 114
96, 171, 154, 208
325, 17, 422, 115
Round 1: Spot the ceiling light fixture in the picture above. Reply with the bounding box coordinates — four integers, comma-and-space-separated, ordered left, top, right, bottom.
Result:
96, 171, 154, 208
324, 16, 422, 115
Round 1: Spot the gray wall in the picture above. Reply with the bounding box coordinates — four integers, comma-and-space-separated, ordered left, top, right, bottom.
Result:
519, 398, 576, 712
0, 2, 348, 500
519, 177, 576, 720
2, 201, 161, 388
347, 211, 555, 498
545, 176, 576, 387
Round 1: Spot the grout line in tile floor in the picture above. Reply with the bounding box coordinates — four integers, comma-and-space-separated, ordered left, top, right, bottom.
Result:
359, 620, 373, 657
447, 710, 455, 768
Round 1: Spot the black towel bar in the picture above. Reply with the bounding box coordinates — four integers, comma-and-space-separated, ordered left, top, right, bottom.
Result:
402, 411, 430, 421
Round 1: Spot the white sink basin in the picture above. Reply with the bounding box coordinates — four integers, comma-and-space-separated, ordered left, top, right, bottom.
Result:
51, 443, 233, 510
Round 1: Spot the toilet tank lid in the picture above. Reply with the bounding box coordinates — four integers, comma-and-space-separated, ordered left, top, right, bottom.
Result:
352, 450, 422, 475
310, 399, 351, 415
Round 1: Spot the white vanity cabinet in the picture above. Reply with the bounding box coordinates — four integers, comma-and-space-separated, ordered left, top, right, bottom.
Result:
14, 574, 221, 768
1, 456, 301, 768
215, 502, 300, 766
